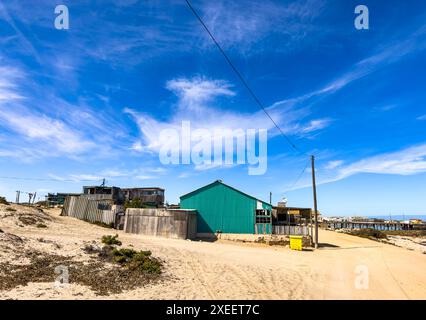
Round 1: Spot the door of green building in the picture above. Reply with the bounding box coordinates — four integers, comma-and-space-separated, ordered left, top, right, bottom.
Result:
254, 209, 272, 234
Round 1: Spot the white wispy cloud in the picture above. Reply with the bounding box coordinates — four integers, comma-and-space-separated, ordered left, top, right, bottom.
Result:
0, 60, 131, 161
49, 166, 169, 183
0, 0, 329, 70
166, 77, 235, 111
68, 174, 104, 182
46, 173, 102, 183
134, 175, 156, 180
126, 76, 329, 163
270, 24, 426, 113
0, 65, 25, 101
0, 64, 95, 158
324, 160, 344, 170
194, 162, 236, 171
0, 2, 42, 63
335, 144, 426, 179
285, 144, 426, 192
377, 104, 398, 112
0, 110, 95, 155
300, 118, 333, 134
99, 169, 131, 178
417, 114, 426, 121
199, 0, 326, 53
0, 1, 196, 72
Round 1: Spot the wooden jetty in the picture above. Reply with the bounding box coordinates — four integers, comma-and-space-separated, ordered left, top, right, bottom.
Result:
325, 221, 417, 231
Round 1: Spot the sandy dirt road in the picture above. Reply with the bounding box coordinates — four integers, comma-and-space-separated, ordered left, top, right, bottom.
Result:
1, 206, 425, 300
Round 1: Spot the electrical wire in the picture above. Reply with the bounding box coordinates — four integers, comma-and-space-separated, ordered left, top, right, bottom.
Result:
0, 176, 103, 183
185, 0, 308, 156
286, 159, 310, 192
3, 3, 313, 193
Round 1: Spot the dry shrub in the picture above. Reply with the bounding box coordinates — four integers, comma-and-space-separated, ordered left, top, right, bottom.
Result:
0, 196, 9, 205
101, 234, 122, 246
0, 249, 162, 295
348, 228, 387, 240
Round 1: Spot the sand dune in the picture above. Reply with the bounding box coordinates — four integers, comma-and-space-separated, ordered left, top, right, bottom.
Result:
1, 204, 425, 299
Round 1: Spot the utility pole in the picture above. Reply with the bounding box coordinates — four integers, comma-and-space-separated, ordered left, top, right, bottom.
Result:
311, 155, 319, 249
310, 210, 313, 244
16, 190, 20, 204
269, 192, 272, 205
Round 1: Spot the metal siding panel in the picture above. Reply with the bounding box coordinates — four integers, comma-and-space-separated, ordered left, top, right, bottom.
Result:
62, 196, 71, 216
69, 196, 88, 220
67, 197, 76, 217
64, 197, 115, 225
180, 183, 255, 234
102, 210, 115, 225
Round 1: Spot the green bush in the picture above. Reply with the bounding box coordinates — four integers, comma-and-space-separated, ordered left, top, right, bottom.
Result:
130, 256, 161, 274
111, 248, 160, 274
112, 248, 136, 264
35, 201, 49, 207
87, 220, 114, 228
349, 228, 387, 240
36, 223, 47, 228
96, 235, 161, 274
124, 198, 148, 209
0, 196, 9, 205
128, 251, 159, 273
101, 234, 122, 246
5, 207, 16, 212
384, 230, 426, 237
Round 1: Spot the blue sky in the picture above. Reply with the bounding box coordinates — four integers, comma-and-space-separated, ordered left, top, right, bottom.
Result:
0, 0, 425, 216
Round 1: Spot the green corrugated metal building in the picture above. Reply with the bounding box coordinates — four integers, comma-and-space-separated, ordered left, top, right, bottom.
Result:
180, 180, 272, 234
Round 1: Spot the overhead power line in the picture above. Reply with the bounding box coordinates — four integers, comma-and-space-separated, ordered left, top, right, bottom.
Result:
286, 159, 310, 192
0, 176, 103, 183
185, 0, 307, 156
185, 1, 320, 247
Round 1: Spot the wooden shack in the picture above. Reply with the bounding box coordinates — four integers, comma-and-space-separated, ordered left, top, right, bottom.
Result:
124, 208, 197, 239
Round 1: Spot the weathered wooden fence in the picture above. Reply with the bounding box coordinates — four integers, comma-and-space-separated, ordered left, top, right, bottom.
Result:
124, 208, 197, 239
272, 225, 309, 236
62, 196, 122, 225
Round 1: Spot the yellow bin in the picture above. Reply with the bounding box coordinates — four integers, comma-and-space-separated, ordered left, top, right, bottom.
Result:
289, 235, 303, 251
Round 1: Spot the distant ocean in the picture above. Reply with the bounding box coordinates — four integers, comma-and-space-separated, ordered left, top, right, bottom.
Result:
368, 215, 426, 221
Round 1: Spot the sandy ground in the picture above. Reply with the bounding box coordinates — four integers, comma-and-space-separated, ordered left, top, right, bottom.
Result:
1, 204, 426, 300
334, 228, 426, 254
385, 235, 426, 254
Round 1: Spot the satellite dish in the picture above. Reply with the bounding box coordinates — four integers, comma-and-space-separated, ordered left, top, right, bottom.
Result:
278, 197, 288, 207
